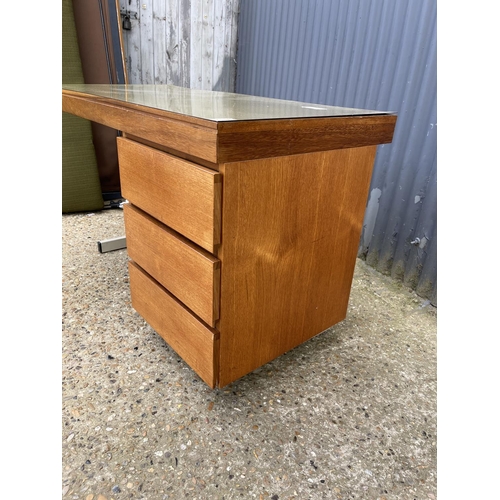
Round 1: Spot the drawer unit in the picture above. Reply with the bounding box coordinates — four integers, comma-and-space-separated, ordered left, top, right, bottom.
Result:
128, 261, 219, 388
123, 203, 220, 327
117, 137, 221, 253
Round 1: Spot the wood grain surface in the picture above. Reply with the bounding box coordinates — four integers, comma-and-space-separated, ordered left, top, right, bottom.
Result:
63, 92, 218, 162
124, 204, 220, 327
217, 146, 377, 387
216, 115, 396, 163
63, 89, 395, 164
123, 134, 220, 172
128, 261, 219, 388
118, 137, 221, 253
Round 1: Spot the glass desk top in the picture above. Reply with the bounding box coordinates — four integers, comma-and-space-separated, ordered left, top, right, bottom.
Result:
63, 84, 392, 122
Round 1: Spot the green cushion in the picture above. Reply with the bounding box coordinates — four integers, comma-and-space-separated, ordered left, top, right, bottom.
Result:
62, 0, 103, 212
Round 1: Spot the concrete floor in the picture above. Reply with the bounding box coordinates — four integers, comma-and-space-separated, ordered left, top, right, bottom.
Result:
62, 208, 437, 500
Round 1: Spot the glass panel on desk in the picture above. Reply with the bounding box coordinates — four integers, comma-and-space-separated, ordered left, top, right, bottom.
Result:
62, 84, 392, 122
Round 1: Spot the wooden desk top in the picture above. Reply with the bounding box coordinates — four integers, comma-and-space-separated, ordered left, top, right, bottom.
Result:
62, 84, 396, 164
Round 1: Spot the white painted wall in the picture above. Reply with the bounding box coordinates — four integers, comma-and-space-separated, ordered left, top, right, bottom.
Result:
118, 0, 239, 91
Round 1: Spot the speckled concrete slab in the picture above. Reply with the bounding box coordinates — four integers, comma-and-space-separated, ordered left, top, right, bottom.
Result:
62, 209, 437, 500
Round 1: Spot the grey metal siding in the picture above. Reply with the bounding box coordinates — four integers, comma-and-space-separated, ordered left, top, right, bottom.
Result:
236, 0, 437, 304
118, 0, 240, 91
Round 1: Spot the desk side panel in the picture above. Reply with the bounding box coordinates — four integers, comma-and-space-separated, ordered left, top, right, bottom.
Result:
217, 146, 377, 387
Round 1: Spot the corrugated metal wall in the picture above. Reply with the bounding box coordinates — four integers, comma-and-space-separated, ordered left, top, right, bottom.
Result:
118, 0, 240, 90
236, 0, 437, 304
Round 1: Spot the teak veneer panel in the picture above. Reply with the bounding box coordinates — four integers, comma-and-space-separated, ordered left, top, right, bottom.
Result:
118, 137, 221, 253
123, 134, 220, 172
63, 88, 396, 164
128, 261, 219, 388
124, 204, 220, 327
63, 92, 218, 162
217, 146, 377, 387
216, 115, 397, 163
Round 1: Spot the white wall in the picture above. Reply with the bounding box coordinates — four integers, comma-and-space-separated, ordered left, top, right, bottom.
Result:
118, 0, 239, 91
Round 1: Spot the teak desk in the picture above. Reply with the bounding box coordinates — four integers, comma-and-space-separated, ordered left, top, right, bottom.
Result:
62, 84, 396, 388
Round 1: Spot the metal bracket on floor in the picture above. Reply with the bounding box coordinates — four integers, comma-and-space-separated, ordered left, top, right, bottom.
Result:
97, 236, 127, 253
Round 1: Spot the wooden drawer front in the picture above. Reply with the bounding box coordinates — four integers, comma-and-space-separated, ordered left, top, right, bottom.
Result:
117, 137, 221, 253
124, 204, 220, 327
128, 262, 219, 388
